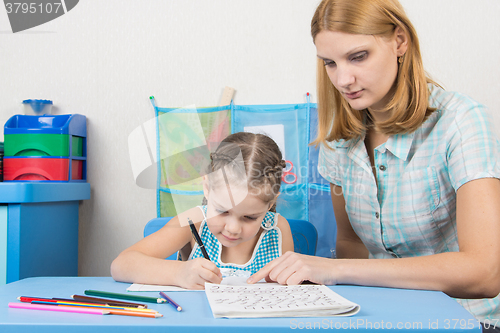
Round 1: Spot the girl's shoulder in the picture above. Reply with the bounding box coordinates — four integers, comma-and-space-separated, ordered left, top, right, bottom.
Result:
275, 214, 291, 234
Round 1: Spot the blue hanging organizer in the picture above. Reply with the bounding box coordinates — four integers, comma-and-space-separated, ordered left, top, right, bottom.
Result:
150, 95, 336, 258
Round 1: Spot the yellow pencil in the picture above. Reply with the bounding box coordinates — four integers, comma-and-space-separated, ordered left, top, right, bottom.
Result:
31, 301, 158, 313
30, 302, 163, 318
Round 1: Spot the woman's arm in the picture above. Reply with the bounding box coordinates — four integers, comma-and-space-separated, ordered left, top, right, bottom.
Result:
110, 207, 222, 289
330, 184, 369, 259
249, 179, 500, 299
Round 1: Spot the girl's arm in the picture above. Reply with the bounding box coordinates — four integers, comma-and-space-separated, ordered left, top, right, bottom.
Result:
110, 207, 222, 289
276, 215, 294, 253
249, 178, 500, 299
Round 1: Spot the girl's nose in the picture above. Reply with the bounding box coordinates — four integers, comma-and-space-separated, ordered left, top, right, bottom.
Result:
225, 218, 241, 235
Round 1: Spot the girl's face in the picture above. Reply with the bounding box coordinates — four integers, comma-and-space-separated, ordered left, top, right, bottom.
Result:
204, 185, 271, 248
315, 29, 406, 122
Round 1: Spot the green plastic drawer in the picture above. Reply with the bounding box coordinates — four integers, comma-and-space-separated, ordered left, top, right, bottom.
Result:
4, 134, 84, 157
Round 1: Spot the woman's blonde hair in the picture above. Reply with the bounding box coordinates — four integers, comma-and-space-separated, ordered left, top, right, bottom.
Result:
310, 0, 437, 145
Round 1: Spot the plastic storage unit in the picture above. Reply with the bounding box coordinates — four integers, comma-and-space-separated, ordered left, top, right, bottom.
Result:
0, 114, 90, 284
0, 182, 90, 284
3, 114, 87, 182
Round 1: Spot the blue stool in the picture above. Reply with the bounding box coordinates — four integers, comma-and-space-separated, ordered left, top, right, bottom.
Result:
143, 217, 177, 260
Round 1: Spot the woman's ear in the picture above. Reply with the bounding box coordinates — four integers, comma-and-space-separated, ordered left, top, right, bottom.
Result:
395, 26, 408, 57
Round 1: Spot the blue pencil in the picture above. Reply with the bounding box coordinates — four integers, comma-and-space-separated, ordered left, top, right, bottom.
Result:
159, 292, 182, 311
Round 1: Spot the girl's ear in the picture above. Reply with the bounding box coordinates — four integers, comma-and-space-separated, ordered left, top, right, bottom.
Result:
268, 194, 280, 210
202, 175, 210, 199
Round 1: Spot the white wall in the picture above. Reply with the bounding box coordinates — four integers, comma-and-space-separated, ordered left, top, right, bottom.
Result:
0, 1, 498, 277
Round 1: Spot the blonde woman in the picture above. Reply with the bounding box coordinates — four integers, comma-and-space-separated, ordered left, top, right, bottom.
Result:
249, 0, 500, 329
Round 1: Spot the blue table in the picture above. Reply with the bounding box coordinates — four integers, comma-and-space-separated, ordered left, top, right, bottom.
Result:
0, 276, 481, 332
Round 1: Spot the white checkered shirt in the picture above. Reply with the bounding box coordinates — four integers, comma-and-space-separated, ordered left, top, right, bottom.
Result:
318, 85, 500, 322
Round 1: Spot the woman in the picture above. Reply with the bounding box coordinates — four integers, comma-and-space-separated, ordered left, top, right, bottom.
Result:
248, 0, 500, 328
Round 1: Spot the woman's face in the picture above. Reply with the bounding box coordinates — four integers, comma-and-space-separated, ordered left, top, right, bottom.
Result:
315, 30, 404, 122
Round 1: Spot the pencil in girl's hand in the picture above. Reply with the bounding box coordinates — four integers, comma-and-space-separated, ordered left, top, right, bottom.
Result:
71, 294, 148, 308
84, 290, 166, 304
159, 291, 182, 311
188, 218, 211, 261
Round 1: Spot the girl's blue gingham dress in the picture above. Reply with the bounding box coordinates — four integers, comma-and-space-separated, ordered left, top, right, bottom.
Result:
188, 205, 282, 277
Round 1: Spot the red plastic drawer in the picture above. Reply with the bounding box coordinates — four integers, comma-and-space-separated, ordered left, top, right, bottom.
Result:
3, 157, 81, 181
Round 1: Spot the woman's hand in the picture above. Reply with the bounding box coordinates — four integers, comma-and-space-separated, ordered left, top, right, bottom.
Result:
247, 251, 339, 286
174, 258, 222, 290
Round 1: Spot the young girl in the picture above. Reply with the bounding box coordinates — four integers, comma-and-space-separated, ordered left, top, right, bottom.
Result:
249, 0, 500, 329
111, 132, 294, 290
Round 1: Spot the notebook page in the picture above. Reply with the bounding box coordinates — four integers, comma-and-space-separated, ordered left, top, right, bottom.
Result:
205, 283, 360, 318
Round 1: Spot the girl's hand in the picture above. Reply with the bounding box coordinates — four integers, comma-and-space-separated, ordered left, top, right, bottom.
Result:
247, 251, 339, 286
175, 258, 222, 290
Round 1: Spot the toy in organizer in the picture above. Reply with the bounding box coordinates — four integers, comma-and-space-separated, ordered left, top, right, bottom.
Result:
3, 114, 87, 182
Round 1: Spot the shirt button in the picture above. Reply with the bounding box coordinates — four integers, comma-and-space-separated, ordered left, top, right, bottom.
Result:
379, 165, 386, 171
375, 212, 380, 219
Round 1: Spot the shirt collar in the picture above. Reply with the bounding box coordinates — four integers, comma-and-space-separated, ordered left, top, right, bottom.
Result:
383, 131, 415, 161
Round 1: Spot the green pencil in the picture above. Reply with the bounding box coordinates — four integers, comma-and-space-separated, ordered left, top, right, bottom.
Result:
84, 290, 166, 304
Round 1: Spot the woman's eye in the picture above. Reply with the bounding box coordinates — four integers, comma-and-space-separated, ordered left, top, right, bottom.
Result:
351, 52, 367, 62
323, 59, 336, 67
216, 209, 228, 214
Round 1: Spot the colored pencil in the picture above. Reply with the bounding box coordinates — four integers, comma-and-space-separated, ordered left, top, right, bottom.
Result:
84, 290, 166, 304
18, 296, 58, 303
9, 302, 109, 315
159, 291, 182, 311
57, 298, 152, 311
71, 294, 148, 308
188, 218, 211, 260
31, 300, 159, 313
19, 295, 147, 309
107, 308, 163, 318
27, 302, 162, 318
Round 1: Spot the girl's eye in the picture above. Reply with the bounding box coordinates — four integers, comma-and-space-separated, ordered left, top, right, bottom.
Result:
216, 209, 228, 214
244, 216, 258, 221
351, 52, 367, 62
323, 59, 336, 67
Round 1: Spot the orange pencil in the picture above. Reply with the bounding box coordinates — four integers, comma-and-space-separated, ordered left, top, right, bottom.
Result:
31, 301, 158, 313
108, 308, 163, 318
27, 302, 162, 318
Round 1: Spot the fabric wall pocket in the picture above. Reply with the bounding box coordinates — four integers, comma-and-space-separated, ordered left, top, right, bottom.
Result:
232, 103, 309, 222
150, 96, 336, 257
152, 101, 231, 216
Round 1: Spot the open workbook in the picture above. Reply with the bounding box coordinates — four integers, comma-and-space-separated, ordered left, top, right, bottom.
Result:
204, 282, 360, 318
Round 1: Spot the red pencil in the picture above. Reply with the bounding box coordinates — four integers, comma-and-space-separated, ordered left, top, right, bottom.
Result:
71, 294, 147, 308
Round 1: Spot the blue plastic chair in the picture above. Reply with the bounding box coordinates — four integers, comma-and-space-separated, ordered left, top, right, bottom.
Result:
143, 217, 177, 260
143, 217, 318, 259
288, 219, 318, 255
